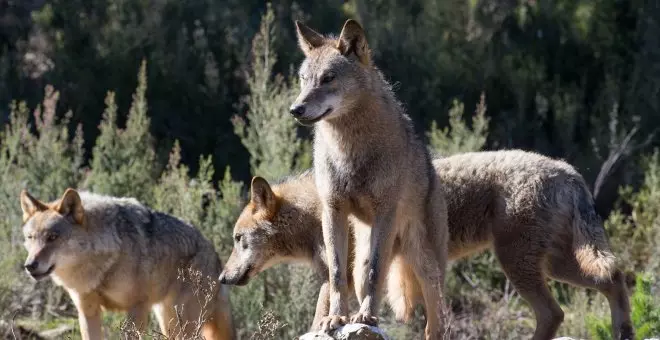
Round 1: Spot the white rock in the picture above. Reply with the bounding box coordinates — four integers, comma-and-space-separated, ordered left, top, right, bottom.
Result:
298, 323, 388, 340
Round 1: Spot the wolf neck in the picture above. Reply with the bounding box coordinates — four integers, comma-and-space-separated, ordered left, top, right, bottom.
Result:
274, 196, 325, 266
315, 76, 405, 154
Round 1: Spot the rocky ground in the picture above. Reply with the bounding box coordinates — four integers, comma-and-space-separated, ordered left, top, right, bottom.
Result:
298, 324, 659, 340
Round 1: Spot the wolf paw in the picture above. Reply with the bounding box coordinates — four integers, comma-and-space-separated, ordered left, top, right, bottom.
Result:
349, 312, 378, 326
319, 315, 348, 332
618, 323, 634, 340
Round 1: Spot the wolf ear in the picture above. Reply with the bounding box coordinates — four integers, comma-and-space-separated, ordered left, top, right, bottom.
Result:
55, 188, 84, 225
337, 19, 371, 65
250, 176, 276, 213
295, 21, 325, 55
20, 190, 47, 222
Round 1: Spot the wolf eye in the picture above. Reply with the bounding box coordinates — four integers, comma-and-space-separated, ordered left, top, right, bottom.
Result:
47, 234, 58, 242
320, 73, 335, 85
25, 235, 34, 240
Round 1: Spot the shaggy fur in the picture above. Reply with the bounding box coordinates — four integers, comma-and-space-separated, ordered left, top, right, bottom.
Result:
20, 189, 234, 340
289, 19, 449, 339
220, 150, 633, 340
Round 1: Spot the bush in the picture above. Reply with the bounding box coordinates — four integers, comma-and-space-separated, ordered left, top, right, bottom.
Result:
229, 4, 316, 338
586, 274, 660, 340
83, 60, 158, 202
606, 150, 660, 274
2, 3, 659, 339
427, 92, 489, 157
0, 85, 85, 324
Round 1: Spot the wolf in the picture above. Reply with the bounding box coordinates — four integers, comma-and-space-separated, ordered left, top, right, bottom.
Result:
220, 150, 633, 340
289, 19, 450, 339
20, 188, 234, 340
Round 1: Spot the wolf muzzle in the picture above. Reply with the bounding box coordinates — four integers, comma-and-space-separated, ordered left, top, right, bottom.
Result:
290, 104, 306, 118
289, 104, 333, 126
218, 265, 252, 286
24, 260, 55, 280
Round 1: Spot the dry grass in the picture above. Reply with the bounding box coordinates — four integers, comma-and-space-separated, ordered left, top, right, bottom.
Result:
116, 267, 218, 340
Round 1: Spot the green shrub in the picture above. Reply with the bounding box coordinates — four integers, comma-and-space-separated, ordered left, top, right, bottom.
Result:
587, 274, 660, 340
606, 150, 660, 273
0, 85, 85, 323
427, 93, 489, 156
84, 60, 158, 202
232, 2, 309, 181
228, 4, 316, 338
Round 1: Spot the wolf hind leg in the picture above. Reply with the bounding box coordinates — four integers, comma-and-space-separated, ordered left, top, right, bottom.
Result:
402, 221, 449, 340
547, 252, 633, 340
494, 230, 564, 340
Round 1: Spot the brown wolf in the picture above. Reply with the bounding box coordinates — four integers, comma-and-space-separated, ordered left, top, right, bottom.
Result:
220, 150, 633, 340
20, 188, 234, 340
289, 19, 449, 339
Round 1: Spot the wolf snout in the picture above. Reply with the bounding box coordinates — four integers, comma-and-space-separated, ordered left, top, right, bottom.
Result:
289, 104, 306, 118
24, 260, 39, 273
218, 271, 228, 284
24, 260, 54, 280
218, 265, 252, 286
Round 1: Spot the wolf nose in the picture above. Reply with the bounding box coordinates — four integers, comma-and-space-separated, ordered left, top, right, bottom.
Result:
218, 272, 227, 284
289, 104, 306, 118
24, 261, 38, 272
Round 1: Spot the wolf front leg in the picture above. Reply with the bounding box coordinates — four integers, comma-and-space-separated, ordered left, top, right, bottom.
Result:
127, 304, 151, 338
311, 281, 330, 331
70, 291, 103, 340
350, 205, 397, 326
319, 203, 350, 332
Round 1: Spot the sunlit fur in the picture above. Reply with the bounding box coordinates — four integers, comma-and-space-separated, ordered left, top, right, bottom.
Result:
221, 150, 633, 340
20, 189, 234, 340
290, 19, 450, 339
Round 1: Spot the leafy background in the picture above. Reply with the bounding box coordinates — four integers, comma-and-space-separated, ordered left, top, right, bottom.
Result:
0, 0, 658, 339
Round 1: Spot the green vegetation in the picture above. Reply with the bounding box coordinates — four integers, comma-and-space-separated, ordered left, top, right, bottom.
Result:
587, 274, 660, 340
0, 0, 658, 339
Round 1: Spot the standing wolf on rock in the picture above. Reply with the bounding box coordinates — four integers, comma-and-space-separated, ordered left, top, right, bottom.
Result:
220, 150, 633, 340
20, 188, 234, 340
289, 19, 449, 338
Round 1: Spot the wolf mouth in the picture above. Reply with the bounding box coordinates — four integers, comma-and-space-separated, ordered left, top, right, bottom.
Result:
296, 107, 333, 126
234, 264, 253, 286
30, 265, 55, 281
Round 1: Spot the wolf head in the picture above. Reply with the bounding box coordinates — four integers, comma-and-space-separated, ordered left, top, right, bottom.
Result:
289, 19, 373, 125
219, 177, 289, 286
20, 188, 86, 281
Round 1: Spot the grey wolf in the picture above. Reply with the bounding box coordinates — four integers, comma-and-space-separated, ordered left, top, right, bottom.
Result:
220, 150, 633, 340
20, 188, 234, 340
289, 19, 450, 339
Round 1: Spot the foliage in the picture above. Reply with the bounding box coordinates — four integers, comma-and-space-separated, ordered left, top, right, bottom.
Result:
152, 140, 215, 228
230, 5, 315, 338
606, 150, 660, 273
232, 3, 309, 181
0, 61, 246, 337
586, 274, 660, 340
84, 60, 157, 202
1, 0, 659, 338
427, 92, 489, 156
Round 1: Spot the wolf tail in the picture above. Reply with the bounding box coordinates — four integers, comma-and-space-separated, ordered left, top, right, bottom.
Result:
571, 182, 616, 281
386, 256, 420, 322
